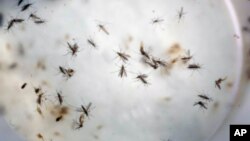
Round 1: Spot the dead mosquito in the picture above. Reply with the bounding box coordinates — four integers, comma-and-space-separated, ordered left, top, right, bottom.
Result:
152, 58, 167, 67
7, 18, 24, 30
119, 65, 127, 78
79, 102, 92, 117
67, 42, 79, 56
29, 13, 41, 20
34, 19, 46, 24
116, 51, 130, 63
144, 59, 158, 69
98, 24, 109, 35
136, 74, 149, 85
65, 68, 75, 78
56, 115, 63, 122
21, 83, 27, 89
177, 7, 186, 23
181, 50, 192, 63
215, 77, 227, 90
87, 38, 97, 48
151, 18, 164, 24
34, 87, 41, 94
140, 42, 150, 59
21, 3, 32, 12
57, 91, 63, 105
37, 93, 44, 105
74, 113, 84, 130
17, 0, 24, 6
198, 94, 213, 102
58, 66, 75, 78
194, 101, 207, 109
187, 63, 201, 70
59, 66, 66, 75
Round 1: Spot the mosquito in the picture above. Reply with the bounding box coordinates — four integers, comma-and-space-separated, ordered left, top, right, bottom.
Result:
198, 94, 213, 102
87, 38, 97, 48
21, 3, 32, 12
34, 87, 41, 94
181, 50, 192, 63
119, 65, 127, 78
187, 63, 201, 70
21, 83, 27, 89
57, 91, 63, 105
37, 93, 44, 106
65, 68, 75, 78
215, 77, 227, 90
78, 102, 92, 117
144, 59, 158, 69
56, 115, 63, 122
98, 24, 109, 35
151, 18, 164, 24
7, 18, 24, 30
116, 51, 130, 63
17, 0, 24, 6
59, 66, 75, 78
194, 101, 207, 109
29, 13, 41, 20
152, 58, 167, 67
59, 66, 66, 75
67, 42, 79, 56
177, 7, 186, 23
140, 42, 150, 59
34, 20, 46, 24
74, 113, 84, 129
136, 74, 149, 85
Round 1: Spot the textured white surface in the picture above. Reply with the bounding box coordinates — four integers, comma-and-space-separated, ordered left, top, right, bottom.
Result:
211, 0, 250, 141
0, 0, 248, 141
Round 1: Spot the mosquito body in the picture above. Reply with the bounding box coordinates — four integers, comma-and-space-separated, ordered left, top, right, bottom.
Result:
140, 42, 150, 59
34, 20, 45, 24
152, 58, 167, 67
177, 7, 186, 22
181, 50, 192, 63
21, 83, 27, 89
144, 59, 158, 69
37, 93, 44, 105
59, 66, 75, 78
136, 74, 149, 85
151, 18, 164, 24
80, 103, 92, 117
57, 91, 63, 105
116, 51, 130, 63
98, 24, 109, 35
56, 115, 63, 122
29, 13, 41, 20
67, 42, 79, 56
187, 63, 201, 70
7, 18, 24, 30
198, 94, 213, 102
119, 65, 127, 78
215, 77, 227, 90
87, 38, 97, 48
194, 101, 207, 109
17, 0, 24, 6
74, 113, 84, 130
21, 3, 32, 12
34, 87, 41, 94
